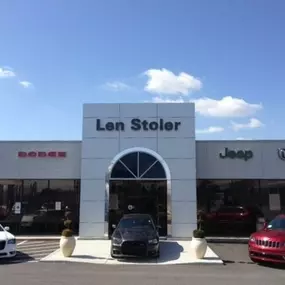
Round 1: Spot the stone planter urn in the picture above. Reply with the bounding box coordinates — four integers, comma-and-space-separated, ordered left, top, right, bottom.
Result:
191, 229, 207, 259
60, 235, 76, 257
60, 220, 76, 257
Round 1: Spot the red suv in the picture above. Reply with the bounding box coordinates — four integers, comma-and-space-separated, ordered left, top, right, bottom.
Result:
249, 215, 285, 264
205, 205, 263, 235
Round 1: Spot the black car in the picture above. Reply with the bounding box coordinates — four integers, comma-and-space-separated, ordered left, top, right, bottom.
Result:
110, 214, 160, 258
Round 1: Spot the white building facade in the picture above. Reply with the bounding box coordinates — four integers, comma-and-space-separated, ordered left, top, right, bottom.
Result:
80, 103, 196, 238
0, 103, 285, 238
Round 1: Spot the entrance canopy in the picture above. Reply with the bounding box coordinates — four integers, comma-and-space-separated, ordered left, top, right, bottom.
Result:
110, 151, 166, 180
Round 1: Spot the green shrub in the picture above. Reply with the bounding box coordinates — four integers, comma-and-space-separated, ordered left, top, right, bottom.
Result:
197, 210, 206, 228
193, 229, 205, 239
62, 229, 73, 237
64, 219, 72, 229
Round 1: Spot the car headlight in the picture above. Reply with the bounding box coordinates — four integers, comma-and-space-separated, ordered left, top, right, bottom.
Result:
7, 238, 16, 244
112, 237, 122, 245
249, 236, 256, 242
148, 238, 158, 245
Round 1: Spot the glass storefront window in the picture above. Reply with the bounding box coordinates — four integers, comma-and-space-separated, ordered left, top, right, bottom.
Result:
260, 180, 285, 221
111, 151, 166, 180
138, 152, 157, 176
0, 180, 22, 233
120, 152, 138, 177
111, 161, 136, 179
197, 179, 262, 237
22, 180, 49, 214
0, 179, 80, 235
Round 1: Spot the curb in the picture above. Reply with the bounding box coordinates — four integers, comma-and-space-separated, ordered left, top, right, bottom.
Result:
15, 236, 250, 244
206, 237, 249, 244
39, 259, 224, 266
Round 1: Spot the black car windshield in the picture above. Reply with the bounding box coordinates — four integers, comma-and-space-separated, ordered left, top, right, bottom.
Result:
0, 225, 3, 231
267, 217, 285, 231
118, 217, 154, 230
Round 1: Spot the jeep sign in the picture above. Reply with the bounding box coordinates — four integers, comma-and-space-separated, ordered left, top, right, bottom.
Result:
219, 148, 253, 161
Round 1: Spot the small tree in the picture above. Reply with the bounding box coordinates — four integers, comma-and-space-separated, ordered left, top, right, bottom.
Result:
61, 219, 73, 237
193, 210, 205, 239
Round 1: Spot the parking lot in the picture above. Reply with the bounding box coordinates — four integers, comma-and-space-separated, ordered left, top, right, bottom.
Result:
0, 240, 59, 264
209, 243, 253, 264
2, 260, 285, 285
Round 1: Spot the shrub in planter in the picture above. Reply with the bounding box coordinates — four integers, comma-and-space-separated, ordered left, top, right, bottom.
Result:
193, 229, 205, 239
191, 211, 207, 259
62, 229, 73, 238
60, 220, 76, 257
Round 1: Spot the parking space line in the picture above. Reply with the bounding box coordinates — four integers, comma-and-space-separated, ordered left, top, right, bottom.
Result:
17, 240, 27, 246
20, 247, 57, 255
17, 242, 58, 249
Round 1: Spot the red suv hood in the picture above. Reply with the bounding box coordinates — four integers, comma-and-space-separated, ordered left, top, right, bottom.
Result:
254, 230, 285, 239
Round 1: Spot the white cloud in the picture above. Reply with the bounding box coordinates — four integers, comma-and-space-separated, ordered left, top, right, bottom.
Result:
231, 118, 264, 131
103, 81, 131, 91
151, 96, 185, 103
151, 95, 262, 118
196, 126, 224, 134
0, 67, 16, 78
192, 96, 262, 118
144, 68, 202, 95
236, 137, 252, 140
19, 81, 33, 88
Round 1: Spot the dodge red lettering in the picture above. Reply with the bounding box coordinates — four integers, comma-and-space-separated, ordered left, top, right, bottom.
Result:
18, 151, 66, 158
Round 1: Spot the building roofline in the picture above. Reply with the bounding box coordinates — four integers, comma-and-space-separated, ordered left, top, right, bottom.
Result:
0, 140, 81, 143
196, 140, 285, 142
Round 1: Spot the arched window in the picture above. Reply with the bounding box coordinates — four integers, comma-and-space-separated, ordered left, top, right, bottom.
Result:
110, 152, 166, 179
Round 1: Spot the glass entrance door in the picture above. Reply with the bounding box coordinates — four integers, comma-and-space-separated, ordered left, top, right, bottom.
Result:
108, 180, 167, 237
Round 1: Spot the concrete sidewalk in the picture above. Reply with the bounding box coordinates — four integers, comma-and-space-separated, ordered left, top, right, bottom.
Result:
206, 237, 249, 244
15, 235, 250, 244
41, 240, 223, 265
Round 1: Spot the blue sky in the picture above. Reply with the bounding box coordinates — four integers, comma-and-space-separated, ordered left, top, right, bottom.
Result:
0, 0, 284, 140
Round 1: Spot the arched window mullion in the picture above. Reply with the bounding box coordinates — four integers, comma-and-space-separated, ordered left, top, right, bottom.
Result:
139, 160, 158, 179
137, 152, 140, 179
119, 159, 137, 178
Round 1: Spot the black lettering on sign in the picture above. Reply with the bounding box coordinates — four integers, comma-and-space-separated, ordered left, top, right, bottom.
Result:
96, 119, 105, 131
131, 118, 141, 130
96, 118, 182, 131
219, 147, 253, 161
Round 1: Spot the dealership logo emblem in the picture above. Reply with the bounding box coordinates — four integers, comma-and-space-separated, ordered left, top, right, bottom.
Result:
128, 205, 134, 210
219, 147, 253, 161
277, 148, 285, 160
18, 151, 67, 158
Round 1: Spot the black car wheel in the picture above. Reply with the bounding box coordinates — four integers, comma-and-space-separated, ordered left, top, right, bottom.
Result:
110, 247, 115, 259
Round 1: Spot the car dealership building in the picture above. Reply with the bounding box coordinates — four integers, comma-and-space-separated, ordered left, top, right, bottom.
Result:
0, 103, 285, 238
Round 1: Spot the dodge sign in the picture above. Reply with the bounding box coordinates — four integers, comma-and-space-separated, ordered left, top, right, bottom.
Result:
18, 151, 67, 158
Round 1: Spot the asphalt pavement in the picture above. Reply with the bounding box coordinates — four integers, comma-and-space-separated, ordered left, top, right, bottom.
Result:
0, 240, 59, 264
1, 261, 285, 285
209, 243, 253, 264
1, 241, 285, 285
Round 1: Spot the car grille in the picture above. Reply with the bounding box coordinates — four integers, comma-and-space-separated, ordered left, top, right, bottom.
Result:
0, 240, 6, 250
255, 239, 281, 248
121, 241, 147, 256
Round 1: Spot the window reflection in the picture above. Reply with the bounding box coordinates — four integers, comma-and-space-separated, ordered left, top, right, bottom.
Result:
0, 180, 80, 235
198, 180, 263, 237
138, 152, 157, 177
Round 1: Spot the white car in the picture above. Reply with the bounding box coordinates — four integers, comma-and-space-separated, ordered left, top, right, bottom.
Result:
0, 225, 16, 259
